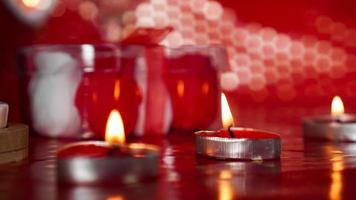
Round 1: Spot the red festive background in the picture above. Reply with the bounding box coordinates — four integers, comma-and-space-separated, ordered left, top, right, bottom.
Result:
1, 0, 356, 122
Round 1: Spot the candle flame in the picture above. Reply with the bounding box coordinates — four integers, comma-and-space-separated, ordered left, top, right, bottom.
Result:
105, 109, 125, 145
331, 96, 344, 117
221, 93, 234, 128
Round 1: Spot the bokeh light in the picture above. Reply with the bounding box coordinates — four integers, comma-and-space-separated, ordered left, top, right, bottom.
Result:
131, 0, 354, 101
79, 1, 98, 22
22, 0, 53, 10
58, 0, 356, 102
23, 0, 41, 8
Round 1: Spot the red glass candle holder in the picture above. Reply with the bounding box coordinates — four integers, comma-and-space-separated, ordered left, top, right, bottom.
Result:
18, 44, 226, 138
19, 44, 143, 139
164, 45, 226, 131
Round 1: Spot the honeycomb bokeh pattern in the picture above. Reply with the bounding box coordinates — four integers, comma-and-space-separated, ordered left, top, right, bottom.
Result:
63, 0, 356, 103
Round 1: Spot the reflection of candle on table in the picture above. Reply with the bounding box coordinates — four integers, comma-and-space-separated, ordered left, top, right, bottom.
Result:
303, 96, 356, 141
195, 93, 281, 160
57, 109, 160, 185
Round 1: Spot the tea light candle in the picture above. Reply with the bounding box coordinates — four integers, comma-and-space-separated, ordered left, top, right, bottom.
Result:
0, 102, 29, 164
57, 110, 160, 185
195, 94, 281, 160
303, 96, 356, 141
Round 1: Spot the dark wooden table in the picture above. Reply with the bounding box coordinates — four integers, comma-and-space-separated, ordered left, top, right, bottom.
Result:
1, 106, 356, 199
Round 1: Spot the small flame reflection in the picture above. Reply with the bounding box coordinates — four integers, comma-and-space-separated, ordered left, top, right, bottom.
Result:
218, 170, 233, 200
202, 82, 209, 95
177, 80, 184, 97
114, 80, 120, 100
329, 155, 344, 200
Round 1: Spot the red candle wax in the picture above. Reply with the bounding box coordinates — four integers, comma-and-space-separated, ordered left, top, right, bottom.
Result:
58, 143, 121, 158
198, 128, 280, 139
57, 142, 148, 159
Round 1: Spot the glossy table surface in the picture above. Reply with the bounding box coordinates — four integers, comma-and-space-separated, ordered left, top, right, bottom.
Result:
1, 106, 356, 200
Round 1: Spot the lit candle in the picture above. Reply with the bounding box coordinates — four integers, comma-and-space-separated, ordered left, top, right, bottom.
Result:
195, 93, 281, 160
57, 109, 160, 185
303, 96, 356, 141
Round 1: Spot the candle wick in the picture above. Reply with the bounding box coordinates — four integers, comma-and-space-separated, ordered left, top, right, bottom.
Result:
336, 117, 342, 123
228, 125, 235, 138
334, 114, 343, 123
107, 146, 119, 156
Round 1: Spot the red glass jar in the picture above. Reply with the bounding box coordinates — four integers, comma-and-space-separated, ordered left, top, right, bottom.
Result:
18, 44, 226, 138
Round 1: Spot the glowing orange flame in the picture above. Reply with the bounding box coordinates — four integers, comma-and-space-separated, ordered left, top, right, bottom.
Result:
105, 109, 125, 145
221, 93, 234, 128
331, 96, 344, 117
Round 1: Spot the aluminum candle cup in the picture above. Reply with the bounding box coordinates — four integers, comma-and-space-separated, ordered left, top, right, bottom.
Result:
303, 114, 356, 141
195, 127, 281, 160
57, 141, 160, 185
